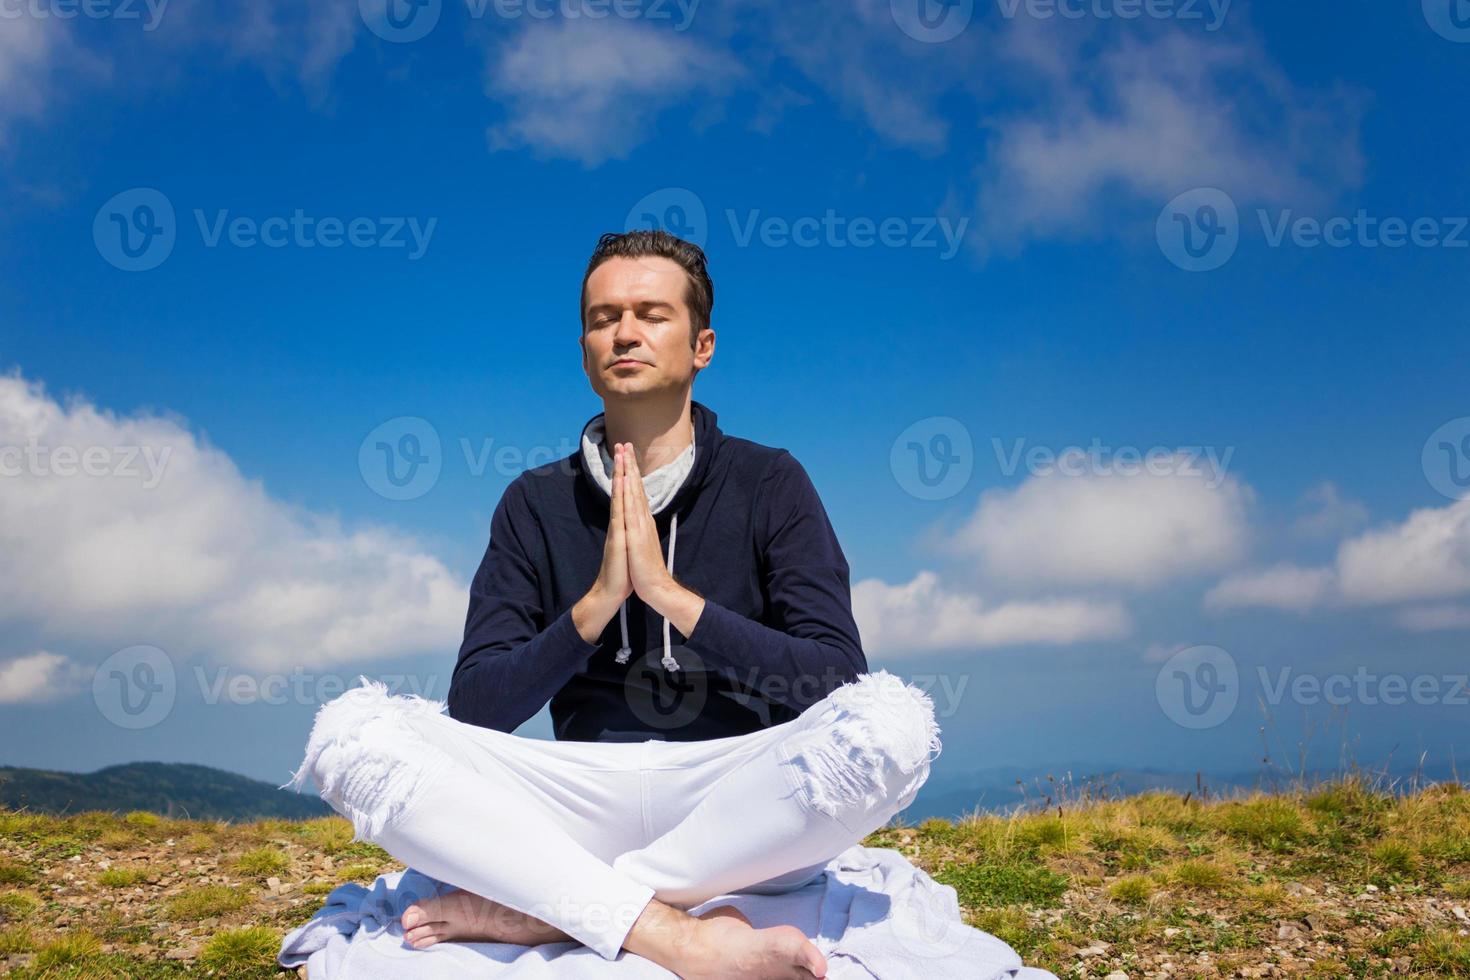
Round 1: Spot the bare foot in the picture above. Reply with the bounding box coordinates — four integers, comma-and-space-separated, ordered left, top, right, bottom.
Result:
626, 901, 827, 979
400, 892, 757, 953
401, 889, 571, 949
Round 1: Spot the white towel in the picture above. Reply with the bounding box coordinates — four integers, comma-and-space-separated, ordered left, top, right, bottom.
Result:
277, 844, 1060, 979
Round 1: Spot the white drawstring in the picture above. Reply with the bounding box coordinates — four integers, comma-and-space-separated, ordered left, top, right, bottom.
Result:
613, 511, 680, 671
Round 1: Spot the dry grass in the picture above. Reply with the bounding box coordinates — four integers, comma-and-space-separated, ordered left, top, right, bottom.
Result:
0, 769, 1465, 977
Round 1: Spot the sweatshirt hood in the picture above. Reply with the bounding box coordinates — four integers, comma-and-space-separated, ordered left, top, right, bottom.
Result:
574, 400, 723, 673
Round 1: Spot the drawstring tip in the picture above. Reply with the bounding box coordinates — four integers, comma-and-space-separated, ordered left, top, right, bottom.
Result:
661, 653, 680, 672
615, 646, 632, 665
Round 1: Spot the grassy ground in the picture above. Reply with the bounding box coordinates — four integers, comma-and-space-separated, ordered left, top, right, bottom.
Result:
1, 772, 1467, 978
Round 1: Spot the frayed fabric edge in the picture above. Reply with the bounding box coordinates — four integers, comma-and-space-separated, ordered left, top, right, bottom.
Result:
783, 669, 943, 820
279, 676, 455, 842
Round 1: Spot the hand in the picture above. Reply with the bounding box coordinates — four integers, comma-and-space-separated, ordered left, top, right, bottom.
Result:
615, 442, 679, 602
593, 443, 634, 607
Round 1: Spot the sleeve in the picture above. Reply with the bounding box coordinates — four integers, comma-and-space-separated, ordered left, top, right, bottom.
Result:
447, 479, 603, 732
680, 451, 869, 712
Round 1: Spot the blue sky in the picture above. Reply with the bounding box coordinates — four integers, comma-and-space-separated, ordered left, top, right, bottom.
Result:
1, 0, 1467, 807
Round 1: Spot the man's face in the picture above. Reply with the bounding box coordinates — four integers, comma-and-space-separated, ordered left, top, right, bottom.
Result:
580, 255, 710, 399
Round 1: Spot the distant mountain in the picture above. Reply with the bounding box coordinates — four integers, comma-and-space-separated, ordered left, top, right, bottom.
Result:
0, 762, 331, 822
901, 759, 1463, 822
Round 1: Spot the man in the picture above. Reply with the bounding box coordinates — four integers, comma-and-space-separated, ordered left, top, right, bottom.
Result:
286, 230, 941, 979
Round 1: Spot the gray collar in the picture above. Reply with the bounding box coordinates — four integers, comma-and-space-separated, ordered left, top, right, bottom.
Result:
579, 413, 696, 515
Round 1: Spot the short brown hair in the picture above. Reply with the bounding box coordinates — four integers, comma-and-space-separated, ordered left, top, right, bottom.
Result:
580, 230, 713, 345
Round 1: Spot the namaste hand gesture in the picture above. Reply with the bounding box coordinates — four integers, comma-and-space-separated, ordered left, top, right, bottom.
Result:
590, 442, 704, 637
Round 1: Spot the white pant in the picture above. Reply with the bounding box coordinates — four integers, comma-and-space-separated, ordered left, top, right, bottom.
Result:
286, 668, 942, 961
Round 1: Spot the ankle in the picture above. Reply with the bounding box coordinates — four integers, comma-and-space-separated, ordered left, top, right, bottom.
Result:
622, 899, 706, 963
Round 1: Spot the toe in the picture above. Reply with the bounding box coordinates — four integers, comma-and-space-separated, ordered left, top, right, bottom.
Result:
405, 922, 445, 948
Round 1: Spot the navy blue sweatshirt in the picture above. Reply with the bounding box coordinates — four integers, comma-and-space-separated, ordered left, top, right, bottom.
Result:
447, 400, 869, 742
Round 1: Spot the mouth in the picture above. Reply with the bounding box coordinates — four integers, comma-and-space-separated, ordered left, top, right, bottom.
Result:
612, 359, 647, 368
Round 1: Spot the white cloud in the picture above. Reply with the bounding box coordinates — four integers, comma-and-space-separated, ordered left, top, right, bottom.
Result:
0, 1, 355, 147
484, 17, 743, 166
949, 461, 1253, 589
0, 15, 109, 146
1203, 497, 1470, 619
1337, 497, 1470, 604
1203, 562, 1336, 613
974, 31, 1362, 250
0, 651, 89, 704
852, 570, 1130, 656
1293, 481, 1369, 540
0, 370, 465, 673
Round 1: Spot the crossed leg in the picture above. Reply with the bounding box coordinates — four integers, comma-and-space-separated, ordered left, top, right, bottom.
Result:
284, 669, 940, 975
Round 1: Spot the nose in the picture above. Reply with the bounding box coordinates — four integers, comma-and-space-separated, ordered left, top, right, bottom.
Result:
612, 311, 643, 351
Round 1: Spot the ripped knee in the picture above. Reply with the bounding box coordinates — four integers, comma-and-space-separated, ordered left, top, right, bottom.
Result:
781, 669, 942, 823
281, 677, 453, 841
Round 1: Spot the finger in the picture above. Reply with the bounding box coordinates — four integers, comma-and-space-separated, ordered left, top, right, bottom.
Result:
626, 449, 649, 513
609, 444, 624, 537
